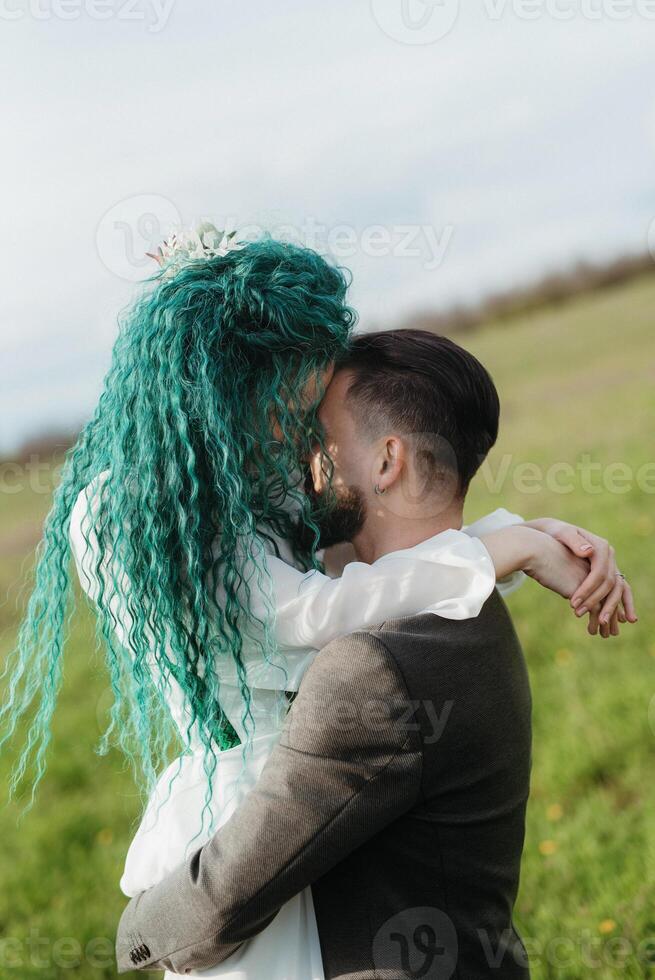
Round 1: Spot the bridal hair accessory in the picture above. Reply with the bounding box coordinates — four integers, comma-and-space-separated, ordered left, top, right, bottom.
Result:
147, 222, 245, 277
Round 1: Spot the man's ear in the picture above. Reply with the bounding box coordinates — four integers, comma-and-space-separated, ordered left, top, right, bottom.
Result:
374, 436, 405, 494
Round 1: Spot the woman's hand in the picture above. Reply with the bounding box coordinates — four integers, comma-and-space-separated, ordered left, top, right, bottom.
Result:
481, 525, 588, 601
519, 529, 590, 601
524, 518, 637, 638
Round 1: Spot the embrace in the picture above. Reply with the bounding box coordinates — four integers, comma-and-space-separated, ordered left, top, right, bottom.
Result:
3, 235, 636, 979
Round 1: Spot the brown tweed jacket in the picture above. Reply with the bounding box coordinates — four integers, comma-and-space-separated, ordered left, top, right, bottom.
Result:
117, 590, 532, 978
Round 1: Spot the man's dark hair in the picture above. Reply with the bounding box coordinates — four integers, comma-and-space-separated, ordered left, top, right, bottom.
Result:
339, 329, 500, 498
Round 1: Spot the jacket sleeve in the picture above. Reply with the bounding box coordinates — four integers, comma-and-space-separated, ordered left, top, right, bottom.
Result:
115, 631, 423, 974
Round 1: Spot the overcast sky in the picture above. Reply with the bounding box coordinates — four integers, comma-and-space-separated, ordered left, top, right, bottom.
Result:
2, 0, 654, 452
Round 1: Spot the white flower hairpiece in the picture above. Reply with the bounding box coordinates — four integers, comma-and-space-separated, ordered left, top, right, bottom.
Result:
147, 222, 245, 276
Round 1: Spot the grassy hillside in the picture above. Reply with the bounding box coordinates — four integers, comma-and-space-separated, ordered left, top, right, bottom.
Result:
1, 274, 654, 979
465, 274, 655, 979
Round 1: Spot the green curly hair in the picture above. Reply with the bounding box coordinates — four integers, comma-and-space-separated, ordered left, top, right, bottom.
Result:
0, 238, 356, 829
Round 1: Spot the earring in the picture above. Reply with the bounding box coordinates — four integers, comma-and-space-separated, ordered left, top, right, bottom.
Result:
374, 484, 385, 495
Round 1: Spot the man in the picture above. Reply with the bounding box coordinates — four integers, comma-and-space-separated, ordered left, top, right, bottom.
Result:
116, 330, 632, 978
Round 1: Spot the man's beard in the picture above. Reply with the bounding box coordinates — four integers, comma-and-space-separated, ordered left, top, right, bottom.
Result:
296, 470, 367, 551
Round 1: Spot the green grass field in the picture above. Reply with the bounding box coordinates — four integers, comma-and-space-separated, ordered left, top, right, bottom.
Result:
1, 274, 654, 979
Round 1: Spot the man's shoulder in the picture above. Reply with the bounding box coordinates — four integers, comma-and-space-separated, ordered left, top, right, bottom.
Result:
360, 591, 524, 696
303, 591, 522, 703
304, 627, 408, 697
366, 589, 516, 649
284, 628, 420, 765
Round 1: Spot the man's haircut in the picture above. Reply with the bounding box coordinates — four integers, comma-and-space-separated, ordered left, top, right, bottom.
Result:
340, 329, 500, 498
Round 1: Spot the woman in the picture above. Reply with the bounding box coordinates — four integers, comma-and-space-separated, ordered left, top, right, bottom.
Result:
1, 231, 632, 979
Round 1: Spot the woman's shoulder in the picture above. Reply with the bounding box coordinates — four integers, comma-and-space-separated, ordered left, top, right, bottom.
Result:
69, 469, 111, 569
70, 469, 110, 518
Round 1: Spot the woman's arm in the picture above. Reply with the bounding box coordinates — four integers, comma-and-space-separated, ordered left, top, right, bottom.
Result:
254, 513, 626, 657
270, 507, 530, 656
264, 529, 496, 651
480, 524, 587, 594
462, 506, 525, 597
70, 481, 500, 693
